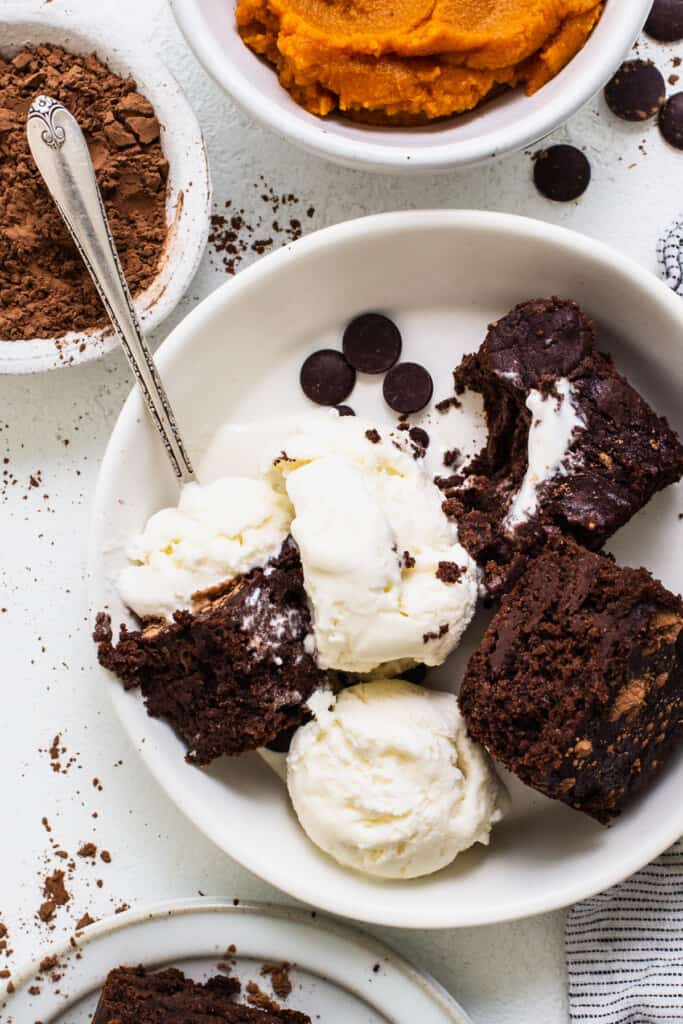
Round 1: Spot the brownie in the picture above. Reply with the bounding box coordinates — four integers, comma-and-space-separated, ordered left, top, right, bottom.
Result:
93, 965, 311, 1023
459, 535, 683, 823
441, 298, 683, 595
94, 539, 326, 764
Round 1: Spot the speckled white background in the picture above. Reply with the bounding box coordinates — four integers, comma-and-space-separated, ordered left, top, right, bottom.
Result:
0, 1, 681, 1020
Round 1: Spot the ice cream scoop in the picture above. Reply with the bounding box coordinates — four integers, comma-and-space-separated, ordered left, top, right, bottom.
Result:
287, 679, 503, 879
268, 413, 479, 673
118, 477, 292, 619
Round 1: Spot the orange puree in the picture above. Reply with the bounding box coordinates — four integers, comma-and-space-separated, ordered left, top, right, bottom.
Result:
236, 0, 604, 123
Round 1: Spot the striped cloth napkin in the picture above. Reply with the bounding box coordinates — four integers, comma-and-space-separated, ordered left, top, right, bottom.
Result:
566, 839, 683, 1022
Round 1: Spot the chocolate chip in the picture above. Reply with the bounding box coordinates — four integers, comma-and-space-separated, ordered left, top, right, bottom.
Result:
409, 426, 430, 448
659, 92, 683, 149
645, 0, 683, 41
533, 145, 591, 202
383, 363, 433, 413
342, 313, 402, 373
335, 404, 355, 416
604, 60, 666, 121
300, 349, 355, 406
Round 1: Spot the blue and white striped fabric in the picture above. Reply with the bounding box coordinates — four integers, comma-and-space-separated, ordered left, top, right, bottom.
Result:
657, 217, 683, 297
566, 839, 683, 1023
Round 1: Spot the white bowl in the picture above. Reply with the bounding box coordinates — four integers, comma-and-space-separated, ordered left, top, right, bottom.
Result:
170, 0, 651, 174
89, 210, 683, 929
0, 2, 211, 374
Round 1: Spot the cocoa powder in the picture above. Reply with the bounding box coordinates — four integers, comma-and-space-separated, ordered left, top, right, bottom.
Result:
0, 44, 168, 341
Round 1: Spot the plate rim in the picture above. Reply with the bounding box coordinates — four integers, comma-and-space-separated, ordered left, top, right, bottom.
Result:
2, 898, 471, 1023
87, 209, 683, 928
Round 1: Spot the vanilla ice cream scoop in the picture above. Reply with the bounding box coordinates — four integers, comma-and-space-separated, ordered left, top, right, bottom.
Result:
118, 477, 292, 619
287, 679, 502, 879
268, 413, 479, 673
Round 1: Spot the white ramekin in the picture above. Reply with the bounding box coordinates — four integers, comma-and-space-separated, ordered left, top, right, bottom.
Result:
171, 0, 651, 174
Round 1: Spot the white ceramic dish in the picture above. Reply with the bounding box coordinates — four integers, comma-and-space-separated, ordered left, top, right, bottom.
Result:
1, 900, 470, 1022
0, 2, 210, 374
88, 210, 683, 929
170, 0, 651, 174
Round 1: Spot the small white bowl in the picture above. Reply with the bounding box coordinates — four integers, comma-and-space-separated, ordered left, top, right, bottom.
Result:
170, 0, 651, 174
89, 210, 683, 929
0, 3, 211, 374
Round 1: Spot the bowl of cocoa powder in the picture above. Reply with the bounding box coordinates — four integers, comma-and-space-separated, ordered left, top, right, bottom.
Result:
0, 6, 210, 373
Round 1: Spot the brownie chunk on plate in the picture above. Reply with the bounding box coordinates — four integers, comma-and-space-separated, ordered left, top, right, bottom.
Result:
93, 965, 311, 1023
441, 297, 683, 595
459, 535, 683, 823
94, 539, 325, 764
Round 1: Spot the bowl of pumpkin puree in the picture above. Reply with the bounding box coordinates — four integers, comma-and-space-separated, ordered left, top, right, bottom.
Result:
170, 0, 653, 171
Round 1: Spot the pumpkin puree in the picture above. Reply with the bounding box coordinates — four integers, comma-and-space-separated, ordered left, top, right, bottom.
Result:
236, 0, 604, 123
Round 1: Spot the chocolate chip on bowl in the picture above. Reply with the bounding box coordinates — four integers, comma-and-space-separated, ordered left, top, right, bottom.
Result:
0, 10, 209, 374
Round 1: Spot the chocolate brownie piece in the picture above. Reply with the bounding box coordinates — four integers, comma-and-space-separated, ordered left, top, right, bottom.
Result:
93, 965, 311, 1023
441, 298, 683, 595
459, 535, 683, 823
94, 539, 325, 764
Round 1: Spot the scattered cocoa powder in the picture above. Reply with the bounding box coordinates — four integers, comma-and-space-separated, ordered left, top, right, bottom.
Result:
260, 962, 292, 1000
77, 843, 96, 858
208, 179, 316, 275
246, 980, 281, 1012
38, 869, 70, 922
0, 44, 168, 341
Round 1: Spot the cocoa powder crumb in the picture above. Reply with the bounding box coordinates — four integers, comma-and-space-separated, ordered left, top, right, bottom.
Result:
100, 849, 111, 863
246, 980, 281, 1012
0, 44, 167, 341
260, 962, 292, 1000
75, 912, 95, 930
77, 843, 96, 858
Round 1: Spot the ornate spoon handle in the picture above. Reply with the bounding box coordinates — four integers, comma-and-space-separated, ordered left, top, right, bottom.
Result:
27, 95, 195, 485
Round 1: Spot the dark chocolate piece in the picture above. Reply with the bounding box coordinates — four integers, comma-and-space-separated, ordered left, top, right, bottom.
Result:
300, 349, 355, 406
408, 426, 430, 448
459, 535, 683, 824
442, 297, 683, 595
383, 362, 433, 413
660, 92, 683, 149
604, 60, 666, 121
94, 540, 326, 764
93, 965, 310, 1023
533, 145, 591, 202
342, 313, 402, 373
645, 0, 683, 41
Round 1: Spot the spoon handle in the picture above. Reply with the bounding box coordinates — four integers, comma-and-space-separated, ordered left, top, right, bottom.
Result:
27, 95, 195, 485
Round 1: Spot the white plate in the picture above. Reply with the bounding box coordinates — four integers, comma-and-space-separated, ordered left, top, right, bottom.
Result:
0, 2, 210, 373
1, 900, 470, 1023
170, 0, 650, 174
88, 210, 683, 929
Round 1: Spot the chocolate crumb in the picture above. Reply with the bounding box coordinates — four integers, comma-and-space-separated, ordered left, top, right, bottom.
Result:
365, 428, 381, 444
260, 961, 293, 1000
436, 561, 465, 584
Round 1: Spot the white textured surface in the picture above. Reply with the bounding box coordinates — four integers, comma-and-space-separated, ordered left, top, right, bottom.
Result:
0, 0, 680, 1021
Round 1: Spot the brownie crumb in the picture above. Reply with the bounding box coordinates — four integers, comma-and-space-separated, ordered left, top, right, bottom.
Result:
436, 561, 464, 584
423, 623, 449, 643
401, 550, 416, 570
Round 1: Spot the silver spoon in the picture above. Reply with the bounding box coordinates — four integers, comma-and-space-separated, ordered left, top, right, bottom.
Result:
26, 95, 195, 485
